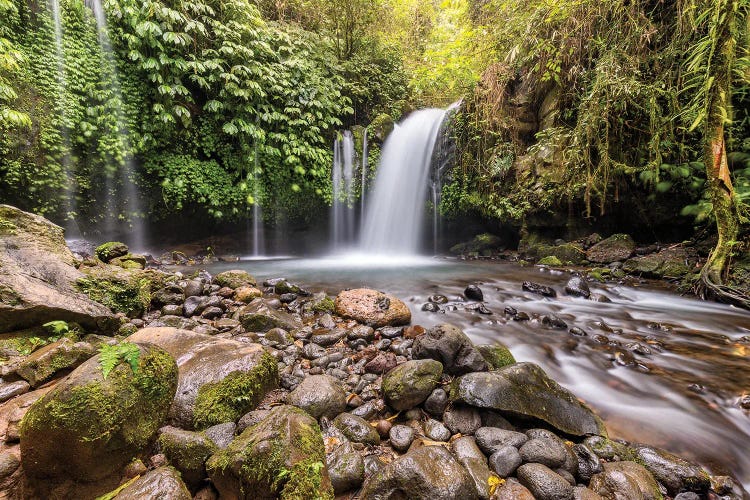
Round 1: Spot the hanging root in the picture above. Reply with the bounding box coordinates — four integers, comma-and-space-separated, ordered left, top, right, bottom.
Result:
695, 272, 750, 310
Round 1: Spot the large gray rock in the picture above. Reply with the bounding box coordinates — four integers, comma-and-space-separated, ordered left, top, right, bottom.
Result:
327, 442, 364, 494
413, 324, 489, 375
451, 363, 606, 437
106, 466, 191, 500
360, 445, 479, 499
382, 359, 443, 411
334, 288, 411, 328
589, 461, 662, 500
0, 205, 117, 333
157, 426, 217, 488
128, 328, 278, 429
586, 234, 635, 263
206, 405, 333, 499
517, 463, 574, 500
333, 412, 380, 445
634, 446, 710, 495
234, 298, 302, 332
19, 343, 177, 481
288, 374, 347, 419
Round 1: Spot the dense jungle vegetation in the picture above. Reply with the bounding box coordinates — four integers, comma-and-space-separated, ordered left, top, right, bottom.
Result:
1, 0, 749, 299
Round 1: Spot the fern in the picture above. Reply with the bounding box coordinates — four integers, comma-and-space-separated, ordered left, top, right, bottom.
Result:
99, 342, 141, 379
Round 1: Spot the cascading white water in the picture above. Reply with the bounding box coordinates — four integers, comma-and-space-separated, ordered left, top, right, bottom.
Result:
360, 128, 368, 229
360, 108, 448, 255
86, 0, 144, 250
251, 144, 265, 257
330, 131, 356, 251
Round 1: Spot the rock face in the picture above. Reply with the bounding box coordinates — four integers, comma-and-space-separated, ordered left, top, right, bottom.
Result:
288, 375, 347, 420
360, 445, 478, 499
206, 405, 333, 500
413, 324, 488, 375
334, 289, 411, 328
450, 233, 502, 256
128, 328, 278, 429
382, 359, 443, 411
0, 205, 117, 333
106, 466, 191, 500
19, 343, 177, 481
586, 234, 635, 263
450, 363, 606, 437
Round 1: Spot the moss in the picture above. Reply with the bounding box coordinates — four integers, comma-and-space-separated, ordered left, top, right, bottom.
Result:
281, 459, 330, 500
158, 430, 217, 477
0, 218, 17, 236
214, 270, 256, 289
0, 284, 22, 306
477, 344, 516, 369
192, 352, 279, 429
311, 297, 334, 313
76, 274, 152, 317
95, 242, 129, 262
537, 256, 563, 266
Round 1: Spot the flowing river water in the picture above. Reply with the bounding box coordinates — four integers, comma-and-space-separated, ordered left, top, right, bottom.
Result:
205, 255, 750, 490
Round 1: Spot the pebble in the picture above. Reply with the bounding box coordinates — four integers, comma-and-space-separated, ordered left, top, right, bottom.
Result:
389, 425, 415, 452
489, 445, 522, 477
519, 438, 567, 469
424, 419, 451, 441
423, 388, 448, 417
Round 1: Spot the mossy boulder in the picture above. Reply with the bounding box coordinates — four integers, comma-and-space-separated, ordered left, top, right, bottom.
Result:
0, 205, 117, 333
450, 233, 503, 256
15, 337, 96, 388
537, 256, 563, 266
525, 243, 586, 265
476, 344, 516, 369
206, 405, 334, 500
450, 362, 607, 437
95, 242, 129, 262
102, 466, 191, 500
128, 328, 278, 429
235, 299, 303, 333
623, 247, 694, 278
157, 426, 218, 488
382, 359, 443, 411
334, 288, 411, 328
214, 270, 256, 289
19, 343, 178, 481
76, 265, 164, 318
110, 254, 147, 270
586, 234, 635, 263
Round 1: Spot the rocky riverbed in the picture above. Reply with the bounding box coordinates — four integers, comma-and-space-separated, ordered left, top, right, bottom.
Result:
0, 204, 747, 499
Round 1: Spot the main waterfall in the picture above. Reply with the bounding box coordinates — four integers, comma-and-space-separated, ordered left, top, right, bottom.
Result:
359, 108, 448, 255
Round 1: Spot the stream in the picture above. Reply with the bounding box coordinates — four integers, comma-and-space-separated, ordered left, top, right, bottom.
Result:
204, 255, 750, 490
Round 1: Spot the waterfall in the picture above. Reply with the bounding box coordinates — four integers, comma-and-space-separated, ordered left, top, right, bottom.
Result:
252, 144, 265, 257
86, 0, 144, 250
330, 131, 356, 252
50, 0, 78, 237
360, 108, 448, 255
360, 128, 368, 229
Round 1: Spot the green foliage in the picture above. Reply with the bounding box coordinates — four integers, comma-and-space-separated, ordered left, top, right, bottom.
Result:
43, 320, 71, 336
99, 341, 141, 378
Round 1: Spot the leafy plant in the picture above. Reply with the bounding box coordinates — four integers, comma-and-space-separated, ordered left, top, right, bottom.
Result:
99, 342, 141, 378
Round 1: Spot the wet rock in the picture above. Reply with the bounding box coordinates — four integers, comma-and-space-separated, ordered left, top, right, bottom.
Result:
350, 399, 385, 420
360, 445, 478, 499
424, 418, 451, 441
348, 325, 375, 341
15, 338, 95, 388
158, 426, 217, 487
634, 445, 710, 495
152, 285, 185, 307
236, 409, 272, 434
674, 493, 700, 500
519, 438, 567, 469
265, 328, 293, 347
573, 443, 603, 482
522, 281, 557, 297
334, 412, 381, 445
334, 288, 411, 328
565, 276, 591, 298
201, 306, 223, 319
422, 302, 441, 312
451, 233, 502, 256
327, 442, 365, 494
572, 486, 603, 500
491, 479, 535, 500
475, 427, 528, 454
476, 344, 516, 369
589, 461, 662, 500
464, 284, 484, 301
451, 363, 606, 437
128, 328, 278, 430
365, 352, 398, 374
623, 247, 693, 278
461, 456, 495, 499
204, 422, 236, 450
542, 314, 568, 329
288, 374, 347, 419
207, 405, 332, 499
163, 304, 184, 316
413, 324, 488, 375
582, 436, 635, 461
443, 405, 482, 435
489, 445, 522, 477
235, 298, 303, 332
310, 329, 347, 346
214, 270, 256, 289
569, 327, 588, 337
182, 280, 204, 298
382, 359, 443, 411
20, 343, 177, 482
104, 466, 191, 500
0, 205, 117, 333
180, 296, 205, 317
586, 234, 635, 263
390, 424, 416, 452
429, 295, 449, 304
517, 463, 574, 500
424, 388, 449, 416
0, 380, 29, 403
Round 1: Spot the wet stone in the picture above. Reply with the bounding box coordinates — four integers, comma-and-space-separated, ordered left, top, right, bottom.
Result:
327, 442, 365, 494
522, 281, 557, 298
464, 284, 484, 301
519, 438, 568, 469
424, 388, 448, 417
569, 327, 588, 337
443, 405, 481, 435
422, 302, 441, 312
379, 326, 404, 339
348, 325, 375, 341
565, 276, 591, 298
389, 424, 416, 452
573, 443, 603, 482
489, 445, 522, 478
424, 419, 451, 441
517, 463, 574, 500
0, 380, 30, 403
475, 427, 528, 455
429, 295, 449, 304
334, 413, 381, 445
542, 314, 567, 329
451, 436, 485, 462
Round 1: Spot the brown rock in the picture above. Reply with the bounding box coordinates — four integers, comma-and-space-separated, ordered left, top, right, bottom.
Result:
491, 478, 535, 500
334, 289, 411, 328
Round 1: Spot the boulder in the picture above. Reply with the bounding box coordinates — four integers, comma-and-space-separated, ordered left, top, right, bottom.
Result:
589, 461, 662, 500
360, 445, 478, 499
334, 289, 411, 328
288, 374, 347, 420
623, 247, 694, 278
128, 328, 278, 429
586, 234, 635, 263
450, 363, 606, 437
19, 343, 177, 481
157, 426, 218, 488
382, 359, 443, 411
214, 270, 256, 289
333, 413, 380, 445
413, 324, 488, 375
524, 242, 586, 265
0, 205, 118, 333
634, 445, 710, 495
15, 338, 96, 388
95, 242, 129, 262
104, 466, 191, 500
235, 299, 303, 332
206, 405, 333, 499
450, 233, 503, 256
476, 344, 516, 369
565, 276, 591, 298
326, 442, 365, 494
